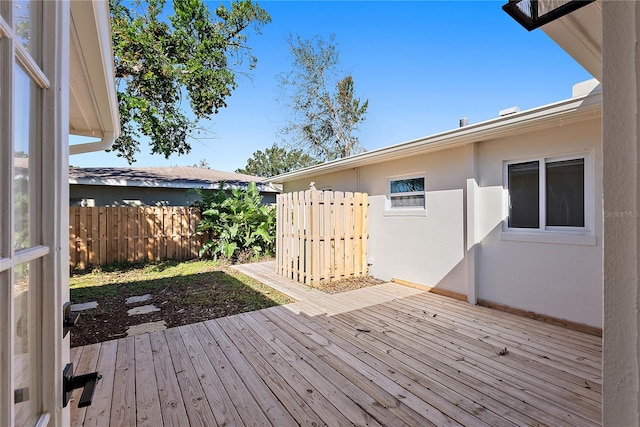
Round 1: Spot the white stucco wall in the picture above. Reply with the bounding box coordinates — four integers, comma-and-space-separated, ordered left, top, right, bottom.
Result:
283, 147, 470, 296
477, 121, 602, 327
602, 2, 640, 424
281, 116, 602, 328
359, 148, 468, 295
284, 168, 359, 193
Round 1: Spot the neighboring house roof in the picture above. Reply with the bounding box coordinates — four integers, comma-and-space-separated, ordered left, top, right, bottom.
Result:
269, 80, 602, 184
69, 166, 281, 193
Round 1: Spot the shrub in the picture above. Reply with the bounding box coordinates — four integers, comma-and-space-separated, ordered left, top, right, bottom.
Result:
192, 182, 276, 261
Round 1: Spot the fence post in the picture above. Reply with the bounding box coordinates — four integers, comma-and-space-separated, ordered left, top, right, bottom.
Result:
362, 193, 369, 276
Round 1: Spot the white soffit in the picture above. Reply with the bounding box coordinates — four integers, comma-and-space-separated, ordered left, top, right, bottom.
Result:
542, 0, 602, 80
68, 0, 119, 142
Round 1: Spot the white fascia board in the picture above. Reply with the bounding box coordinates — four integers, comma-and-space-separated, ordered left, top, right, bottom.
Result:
542, 1, 602, 81
69, 0, 120, 149
269, 91, 602, 184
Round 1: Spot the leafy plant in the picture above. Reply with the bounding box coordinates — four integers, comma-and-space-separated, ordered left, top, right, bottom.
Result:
193, 182, 276, 260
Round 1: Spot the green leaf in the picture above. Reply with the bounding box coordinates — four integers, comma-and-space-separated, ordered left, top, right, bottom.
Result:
222, 241, 238, 259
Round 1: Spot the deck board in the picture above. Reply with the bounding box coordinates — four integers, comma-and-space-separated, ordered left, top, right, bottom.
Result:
70, 261, 602, 426
83, 339, 117, 427
134, 334, 162, 426
148, 331, 189, 426
110, 336, 136, 427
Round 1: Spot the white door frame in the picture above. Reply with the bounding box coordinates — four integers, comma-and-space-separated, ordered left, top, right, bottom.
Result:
0, 1, 70, 426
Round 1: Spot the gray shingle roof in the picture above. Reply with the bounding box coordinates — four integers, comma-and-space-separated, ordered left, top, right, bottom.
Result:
69, 166, 279, 193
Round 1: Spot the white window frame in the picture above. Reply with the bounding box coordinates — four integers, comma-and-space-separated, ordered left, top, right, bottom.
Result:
501, 151, 596, 246
384, 173, 427, 217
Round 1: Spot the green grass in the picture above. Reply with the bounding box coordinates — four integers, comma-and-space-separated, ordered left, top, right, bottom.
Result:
69, 259, 293, 307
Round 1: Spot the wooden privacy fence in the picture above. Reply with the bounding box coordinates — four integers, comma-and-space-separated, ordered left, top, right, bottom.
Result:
276, 190, 369, 285
69, 206, 202, 270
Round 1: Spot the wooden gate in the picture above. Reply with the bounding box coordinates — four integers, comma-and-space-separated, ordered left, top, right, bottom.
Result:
276, 190, 369, 285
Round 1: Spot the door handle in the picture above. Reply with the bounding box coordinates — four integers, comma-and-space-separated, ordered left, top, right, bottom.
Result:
62, 363, 102, 408
63, 302, 80, 338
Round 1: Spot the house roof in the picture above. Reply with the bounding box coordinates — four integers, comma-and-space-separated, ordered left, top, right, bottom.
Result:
541, 0, 601, 80
69, 166, 280, 193
269, 81, 602, 184
69, 0, 120, 152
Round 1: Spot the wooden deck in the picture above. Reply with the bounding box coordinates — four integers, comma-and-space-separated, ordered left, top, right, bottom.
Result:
70, 262, 602, 426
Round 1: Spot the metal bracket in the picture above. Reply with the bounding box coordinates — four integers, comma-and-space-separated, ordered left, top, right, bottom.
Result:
62, 363, 102, 408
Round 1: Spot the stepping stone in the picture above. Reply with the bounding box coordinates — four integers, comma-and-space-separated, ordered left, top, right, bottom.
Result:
71, 301, 98, 311
126, 321, 167, 337
125, 294, 151, 304
127, 304, 160, 316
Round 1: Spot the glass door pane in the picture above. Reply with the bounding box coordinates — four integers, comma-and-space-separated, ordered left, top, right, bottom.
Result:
14, 0, 41, 65
13, 261, 37, 427
14, 63, 35, 251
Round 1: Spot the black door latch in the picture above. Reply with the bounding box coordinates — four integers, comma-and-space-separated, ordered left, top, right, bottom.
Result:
62, 363, 102, 408
63, 302, 80, 338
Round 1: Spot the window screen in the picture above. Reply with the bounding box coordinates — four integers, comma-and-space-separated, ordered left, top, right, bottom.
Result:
508, 161, 539, 228
546, 158, 584, 227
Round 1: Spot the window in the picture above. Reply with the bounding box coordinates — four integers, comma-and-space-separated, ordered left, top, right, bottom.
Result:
70, 198, 95, 207
506, 155, 588, 231
389, 175, 425, 209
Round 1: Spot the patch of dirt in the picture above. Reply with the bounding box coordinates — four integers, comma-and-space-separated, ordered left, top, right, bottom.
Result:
309, 275, 386, 294
69, 261, 384, 348
69, 264, 293, 348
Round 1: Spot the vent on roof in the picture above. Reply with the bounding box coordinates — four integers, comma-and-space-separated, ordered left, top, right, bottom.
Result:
499, 106, 520, 117
572, 79, 601, 97
459, 117, 469, 127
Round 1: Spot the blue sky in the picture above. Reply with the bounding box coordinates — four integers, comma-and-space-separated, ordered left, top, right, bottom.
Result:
70, 0, 593, 171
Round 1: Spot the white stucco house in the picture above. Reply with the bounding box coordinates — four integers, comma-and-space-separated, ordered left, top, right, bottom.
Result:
1, 0, 640, 426
272, 79, 603, 333
272, 2, 640, 424
1, 1, 119, 426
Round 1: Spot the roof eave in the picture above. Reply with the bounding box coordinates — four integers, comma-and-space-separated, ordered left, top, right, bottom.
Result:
68, 0, 120, 145
268, 90, 602, 184
541, 0, 602, 80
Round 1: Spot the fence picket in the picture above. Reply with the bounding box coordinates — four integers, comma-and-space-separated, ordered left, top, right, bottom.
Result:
344, 192, 353, 278
310, 190, 320, 286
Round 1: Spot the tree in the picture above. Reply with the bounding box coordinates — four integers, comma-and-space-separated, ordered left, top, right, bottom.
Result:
236, 143, 318, 177
109, 0, 271, 163
193, 159, 211, 169
278, 35, 369, 162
